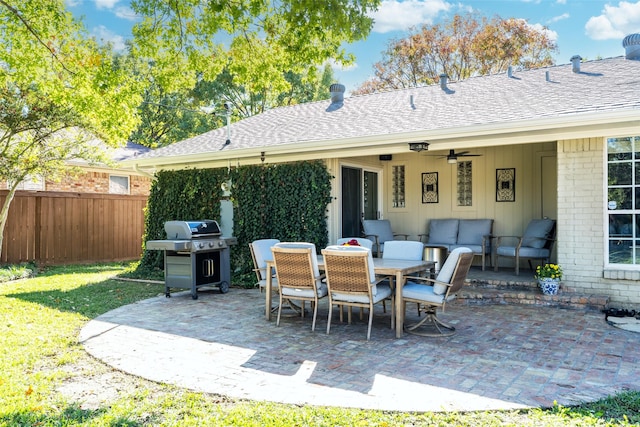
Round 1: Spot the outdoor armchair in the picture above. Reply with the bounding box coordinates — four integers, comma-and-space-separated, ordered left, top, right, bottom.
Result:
361, 219, 409, 258
494, 219, 556, 275
402, 247, 474, 337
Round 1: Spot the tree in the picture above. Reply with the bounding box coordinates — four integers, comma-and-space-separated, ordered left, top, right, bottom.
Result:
352, 13, 557, 95
129, 64, 335, 148
0, 0, 143, 259
129, 0, 379, 103
0, 0, 379, 259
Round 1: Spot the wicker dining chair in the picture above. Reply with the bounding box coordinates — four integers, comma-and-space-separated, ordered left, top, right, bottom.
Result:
271, 242, 327, 331
322, 245, 393, 340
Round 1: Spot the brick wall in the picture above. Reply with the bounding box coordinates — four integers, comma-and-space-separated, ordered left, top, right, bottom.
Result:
558, 138, 640, 306
1, 170, 152, 196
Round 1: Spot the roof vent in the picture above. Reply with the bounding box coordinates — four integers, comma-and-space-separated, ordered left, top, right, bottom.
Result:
507, 65, 513, 78
439, 74, 448, 90
571, 55, 582, 73
329, 83, 345, 104
623, 33, 640, 60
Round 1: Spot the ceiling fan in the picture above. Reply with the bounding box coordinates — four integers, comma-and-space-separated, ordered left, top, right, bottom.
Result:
428, 149, 482, 164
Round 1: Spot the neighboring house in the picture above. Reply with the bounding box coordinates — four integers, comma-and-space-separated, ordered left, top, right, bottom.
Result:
0, 141, 153, 264
122, 34, 640, 305
0, 141, 153, 196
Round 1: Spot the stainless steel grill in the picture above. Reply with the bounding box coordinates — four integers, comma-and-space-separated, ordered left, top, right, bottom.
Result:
146, 220, 237, 299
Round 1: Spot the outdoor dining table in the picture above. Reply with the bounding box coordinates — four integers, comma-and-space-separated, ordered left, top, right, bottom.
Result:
264, 255, 434, 338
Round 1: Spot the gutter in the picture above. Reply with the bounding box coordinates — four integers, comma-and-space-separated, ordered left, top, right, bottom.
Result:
133, 163, 156, 180
120, 108, 640, 169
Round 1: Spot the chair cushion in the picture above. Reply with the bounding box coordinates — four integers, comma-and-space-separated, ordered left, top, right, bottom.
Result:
428, 219, 459, 245
362, 220, 395, 243
433, 247, 473, 295
382, 240, 424, 260
457, 219, 492, 246
521, 219, 555, 249
331, 283, 392, 304
497, 246, 550, 258
281, 279, 327, 298
450, 244, 483, 254
252, 239, 280, 278
258, 277, 279, 290
402, 282, 456, 304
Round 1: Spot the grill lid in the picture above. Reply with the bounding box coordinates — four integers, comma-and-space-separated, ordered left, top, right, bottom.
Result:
164, 220, 221, 239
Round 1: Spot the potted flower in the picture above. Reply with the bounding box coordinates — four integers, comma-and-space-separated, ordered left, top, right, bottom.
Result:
535, 263, 563, 295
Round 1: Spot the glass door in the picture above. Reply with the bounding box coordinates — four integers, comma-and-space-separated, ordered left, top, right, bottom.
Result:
341, 166, 380, 237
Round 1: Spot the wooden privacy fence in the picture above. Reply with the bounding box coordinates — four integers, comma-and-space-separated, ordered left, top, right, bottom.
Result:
1, 191, 148, 265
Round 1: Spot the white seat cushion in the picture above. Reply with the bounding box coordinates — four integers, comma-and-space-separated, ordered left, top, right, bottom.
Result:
382, 240, 424, 260
403, 282, 456, 304
433, 247, 472, 295
331, 283, 391, 304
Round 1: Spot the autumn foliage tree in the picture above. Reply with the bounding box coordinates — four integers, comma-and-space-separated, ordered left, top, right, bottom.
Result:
353, 13, 558, 95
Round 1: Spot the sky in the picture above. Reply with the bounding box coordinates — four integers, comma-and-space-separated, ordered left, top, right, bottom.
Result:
67, 0, 640, 93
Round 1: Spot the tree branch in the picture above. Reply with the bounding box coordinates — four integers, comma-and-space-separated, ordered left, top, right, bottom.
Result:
0, 0, 76, 75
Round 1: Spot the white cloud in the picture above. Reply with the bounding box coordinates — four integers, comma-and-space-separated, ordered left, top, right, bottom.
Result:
548, 13, 570, 24
114, 6, 138, 21
92, 25, 126, 52
528, 22, 559, 42
585, 1, 640, 40
371, 0, 452, 33
556, 0, 567, 4
94, 0, 119, 10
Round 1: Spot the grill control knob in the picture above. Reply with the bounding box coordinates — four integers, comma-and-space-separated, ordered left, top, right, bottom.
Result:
208, 242, 214, 248
197, 242, 204, 249
218, 241, 225, 247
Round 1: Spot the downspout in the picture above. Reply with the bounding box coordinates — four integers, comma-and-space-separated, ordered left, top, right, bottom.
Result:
133, 164, 156, 180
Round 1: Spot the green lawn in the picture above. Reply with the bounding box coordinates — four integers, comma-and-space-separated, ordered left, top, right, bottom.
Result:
1, 262, 639, 426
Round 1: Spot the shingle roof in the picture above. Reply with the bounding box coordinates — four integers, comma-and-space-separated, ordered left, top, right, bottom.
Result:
129, 57, 640, 165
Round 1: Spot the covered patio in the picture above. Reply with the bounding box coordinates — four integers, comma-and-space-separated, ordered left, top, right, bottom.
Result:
80, 283, 640, 412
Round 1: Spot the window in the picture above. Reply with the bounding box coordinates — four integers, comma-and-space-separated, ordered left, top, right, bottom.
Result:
457, 161, 472, 206
10, 175, 44, 191
391, 165, 405, 208
607, 136, 640, 265
109, 175, 130, 194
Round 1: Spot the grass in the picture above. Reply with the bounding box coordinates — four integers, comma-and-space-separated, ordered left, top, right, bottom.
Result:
1, 262, 639, 426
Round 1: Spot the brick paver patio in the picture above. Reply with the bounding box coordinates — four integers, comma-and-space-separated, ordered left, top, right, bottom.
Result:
80, 287, 640, 412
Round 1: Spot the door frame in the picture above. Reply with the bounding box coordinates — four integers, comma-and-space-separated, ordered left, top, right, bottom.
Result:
339, 161, 384, 238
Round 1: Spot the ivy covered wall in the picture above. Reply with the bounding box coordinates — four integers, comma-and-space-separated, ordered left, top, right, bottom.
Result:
138, 161, 333, 286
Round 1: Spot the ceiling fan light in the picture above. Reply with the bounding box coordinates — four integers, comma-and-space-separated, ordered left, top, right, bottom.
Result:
408, 141, 429, 152
447, 157, 457, 164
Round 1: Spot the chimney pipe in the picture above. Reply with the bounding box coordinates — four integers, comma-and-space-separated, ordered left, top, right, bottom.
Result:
439, 74, 448, 90
507, 65, 513, 78
329, 83, 345, 104
571, 55, 582, 73
623, 33, 640, 60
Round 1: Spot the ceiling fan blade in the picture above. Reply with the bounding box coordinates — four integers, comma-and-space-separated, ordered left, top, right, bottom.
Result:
459, 153, 482, 157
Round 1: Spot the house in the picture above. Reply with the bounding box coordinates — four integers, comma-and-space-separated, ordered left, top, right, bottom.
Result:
123, 34, 640, 305
0, 141, 153, 196
0, 141, 153, 264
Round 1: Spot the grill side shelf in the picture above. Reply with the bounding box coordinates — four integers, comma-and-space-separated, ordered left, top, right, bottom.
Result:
146, 240, 192, 251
